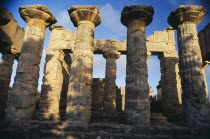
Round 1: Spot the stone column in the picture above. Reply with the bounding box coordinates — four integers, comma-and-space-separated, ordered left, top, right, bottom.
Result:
66, 6, 101, 124
36, 25, 66, 120
121, 5, 154, 126
168, 5, 208, 125
103, 50, 120, 115
159, 51, 182, 122
5, 5, 56, 123
0, 52, 15, 118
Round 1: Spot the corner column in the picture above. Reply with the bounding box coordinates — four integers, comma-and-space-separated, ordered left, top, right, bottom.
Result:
168, 5, 208, 125
0, 52, 15, 118
121, 5, 154, 125
66, 6, 101, 124
103, 51, 120, 115
5, 4, 56, 123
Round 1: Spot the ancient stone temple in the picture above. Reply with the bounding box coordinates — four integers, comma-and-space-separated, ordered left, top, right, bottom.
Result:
0, 4, 210, 139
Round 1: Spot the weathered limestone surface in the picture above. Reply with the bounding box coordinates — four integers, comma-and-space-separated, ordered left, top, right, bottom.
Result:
121, 5, 154, 126
147, 28, 182, 121
91, 78, 105, 111
159, 51, 182, 122
0, 7, 10, 26
0, 52, 15, 118
168, 5, 209, 125
59, 53, 71, 120
199, 24, 210, 99
199, 23, 210, 62
66, 5, 101, 124
146, 28, 176, 54
5, 4, 56, 124
0, 7, 24, 118
36, 25, 71, 120
103, 41, 120, 115
117, 87, 125, 111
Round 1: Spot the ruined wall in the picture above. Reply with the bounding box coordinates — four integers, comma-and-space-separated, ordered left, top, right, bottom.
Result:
0, 7, 24, 118
0, 7, 24, 54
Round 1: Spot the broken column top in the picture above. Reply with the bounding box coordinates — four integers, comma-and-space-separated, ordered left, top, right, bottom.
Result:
19, 4, 57, 26
68, 5, 101, 27
121, 5, 154, 27
168, 5, 206, 29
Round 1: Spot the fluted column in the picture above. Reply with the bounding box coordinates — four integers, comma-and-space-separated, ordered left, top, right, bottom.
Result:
121, 5, 154, 126
0, 52, 15, 118
66, 6, 101, 124
5, 5, 56, 124
103, 50, 120, 115
36, 25, 66, 120
168, 5, 208, 125
159, 51, 182, 122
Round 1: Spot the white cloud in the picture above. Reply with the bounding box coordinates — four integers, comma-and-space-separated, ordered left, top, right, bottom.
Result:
99, 3, 126, 40
55, 10, 75, 31
93, 55, 106, 78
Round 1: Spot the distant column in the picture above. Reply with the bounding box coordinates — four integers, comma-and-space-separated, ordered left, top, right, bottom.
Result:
159, 51, 182, 122
5, 4, 56, 123
168, 5, 208, 125
121, 5, 154, 126
103, 50, 120, 115
0, 52, 15, 118
66, 5, 101, 124
36, 25, 66, 120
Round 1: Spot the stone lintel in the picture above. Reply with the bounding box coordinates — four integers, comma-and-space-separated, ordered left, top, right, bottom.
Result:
19, 4, 57, 26
68, 5, 101, 27
168, 5, 206, 29
121, 5, 154, 27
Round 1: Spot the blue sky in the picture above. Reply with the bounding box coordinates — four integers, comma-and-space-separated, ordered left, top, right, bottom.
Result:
0, 0, 210, 97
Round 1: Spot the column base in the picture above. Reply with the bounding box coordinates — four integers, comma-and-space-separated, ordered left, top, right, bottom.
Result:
35, 112, 60, 121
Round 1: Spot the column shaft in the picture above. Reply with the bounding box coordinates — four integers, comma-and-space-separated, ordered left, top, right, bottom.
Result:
0, 53, 15, 117
66, 23, 95, 122
37, 49, 65, 120
125, 20, 150, 125
5, 19, 47, 122
178, 23, 207, 124
104, 57, 118, 115
160, 55, 182, 122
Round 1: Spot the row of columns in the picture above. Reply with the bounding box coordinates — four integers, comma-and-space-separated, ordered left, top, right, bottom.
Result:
1, 4, 209, 127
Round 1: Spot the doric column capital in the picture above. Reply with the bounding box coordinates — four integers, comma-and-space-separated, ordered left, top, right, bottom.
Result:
19, 4, 57, 27
68, 5, 101, 28
103, 50, 121, 59
121, 5, 154, 27
168, 5, 206, 29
